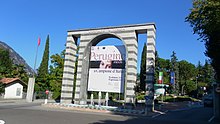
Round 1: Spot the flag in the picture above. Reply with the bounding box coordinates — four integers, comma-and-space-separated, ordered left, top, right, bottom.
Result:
170, 71, 175, 85
158, 72, 163, 84
38, 37, 41, 46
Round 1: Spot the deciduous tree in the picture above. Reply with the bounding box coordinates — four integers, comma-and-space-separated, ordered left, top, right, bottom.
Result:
0, 48, 13, 77
179, 60, 197, 95
48, 51, 64, 99
186, 0, 220, 81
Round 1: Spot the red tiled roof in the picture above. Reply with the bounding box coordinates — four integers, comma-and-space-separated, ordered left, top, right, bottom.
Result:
0, 78, 21, 84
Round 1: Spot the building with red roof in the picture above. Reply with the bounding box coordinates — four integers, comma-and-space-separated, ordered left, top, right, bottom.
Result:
0, 78, 27, 99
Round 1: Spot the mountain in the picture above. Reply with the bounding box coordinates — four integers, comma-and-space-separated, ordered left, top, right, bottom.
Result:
0, 41, 35, 75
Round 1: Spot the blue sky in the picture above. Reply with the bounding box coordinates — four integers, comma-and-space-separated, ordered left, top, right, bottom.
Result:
0, 0, 207, 73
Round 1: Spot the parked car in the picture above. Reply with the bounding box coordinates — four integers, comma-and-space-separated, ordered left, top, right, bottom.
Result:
203, 94, 213, 107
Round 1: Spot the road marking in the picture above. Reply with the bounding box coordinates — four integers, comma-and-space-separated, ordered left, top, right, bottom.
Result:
152, 110, 168, 118
0, 120, 5, 124
208, 116, 215, 123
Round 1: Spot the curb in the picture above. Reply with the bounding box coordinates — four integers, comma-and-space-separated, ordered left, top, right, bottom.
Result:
43, 103, 203, 116
43, 103, 146, 115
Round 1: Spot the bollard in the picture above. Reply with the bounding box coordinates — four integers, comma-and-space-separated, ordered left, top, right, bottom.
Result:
98, 91, 101, 107
91, 94, 94, 105
105, 92, 109, 106
44, 99, 48, 104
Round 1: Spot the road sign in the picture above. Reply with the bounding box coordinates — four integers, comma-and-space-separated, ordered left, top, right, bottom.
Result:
216, 87, 220, 93
45, 90, 49, 95
144, 96, 150, 101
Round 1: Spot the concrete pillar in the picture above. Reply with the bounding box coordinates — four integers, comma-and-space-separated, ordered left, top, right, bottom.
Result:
26, 78, 35, 102
60, 36, 77, 103
145, 28, 156, 112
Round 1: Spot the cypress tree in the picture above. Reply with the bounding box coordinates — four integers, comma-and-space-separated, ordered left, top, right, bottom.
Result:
140, 44, 146, 92
38, 35, 50, 77
154, 51, 159, 84
35, 35, 50, 92
170, 51, 179, 95
202, 60, 214, 88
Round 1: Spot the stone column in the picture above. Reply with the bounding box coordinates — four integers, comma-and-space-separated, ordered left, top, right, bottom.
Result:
123, 31, 138, 103
74, 35, 91, 104
60, 36, 78, 103
145, 28, 156, 112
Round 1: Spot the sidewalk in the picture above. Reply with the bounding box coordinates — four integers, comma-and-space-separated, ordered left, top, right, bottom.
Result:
0, 99, 26, 103
120, 101, 201, 112
156, 101, 188, 111
0, 98, 55, 104
154, 101, 203, 112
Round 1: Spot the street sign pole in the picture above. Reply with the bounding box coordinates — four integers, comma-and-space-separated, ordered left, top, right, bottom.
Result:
45, 90, 49, 104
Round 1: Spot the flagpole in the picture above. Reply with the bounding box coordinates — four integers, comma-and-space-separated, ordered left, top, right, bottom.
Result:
33, 46, 38, 77
33, 37, 40, 77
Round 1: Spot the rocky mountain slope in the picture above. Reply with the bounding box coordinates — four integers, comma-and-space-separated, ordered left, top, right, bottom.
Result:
0, 41, 35, 75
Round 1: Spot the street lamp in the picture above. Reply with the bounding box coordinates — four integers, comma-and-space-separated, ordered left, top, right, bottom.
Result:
196, 74, 201, 98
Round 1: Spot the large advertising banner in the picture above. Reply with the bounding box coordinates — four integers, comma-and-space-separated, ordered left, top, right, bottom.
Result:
87, 45, 126, 93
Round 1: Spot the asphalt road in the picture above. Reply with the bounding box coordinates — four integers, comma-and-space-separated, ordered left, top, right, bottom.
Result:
0, 102, 217, 124
155, 107, 214, 123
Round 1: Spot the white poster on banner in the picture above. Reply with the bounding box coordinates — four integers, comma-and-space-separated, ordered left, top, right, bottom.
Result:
87, 46, 126, 93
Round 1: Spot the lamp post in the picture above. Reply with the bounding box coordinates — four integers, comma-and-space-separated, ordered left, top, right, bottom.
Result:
196, 76, 198, 98
196, 74, 201, 98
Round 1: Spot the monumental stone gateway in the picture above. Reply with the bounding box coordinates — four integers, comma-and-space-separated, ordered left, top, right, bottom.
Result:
60, 23, 156, 111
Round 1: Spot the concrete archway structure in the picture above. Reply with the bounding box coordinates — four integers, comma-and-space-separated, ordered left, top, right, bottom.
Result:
61, 23, 156, 110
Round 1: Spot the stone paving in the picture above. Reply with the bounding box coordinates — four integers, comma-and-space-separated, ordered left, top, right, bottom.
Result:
42, 101, 203, 116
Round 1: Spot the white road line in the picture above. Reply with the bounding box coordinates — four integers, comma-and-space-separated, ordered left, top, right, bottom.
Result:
152, 110, 168, 118
208, 116, 215, 123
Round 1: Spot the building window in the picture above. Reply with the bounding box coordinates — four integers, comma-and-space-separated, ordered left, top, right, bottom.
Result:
16, 88, 21, 96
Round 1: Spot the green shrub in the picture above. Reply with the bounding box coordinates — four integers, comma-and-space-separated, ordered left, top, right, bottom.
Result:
0, 83, 5, 94
156, 95, 199, 102
136, 94, 145, 100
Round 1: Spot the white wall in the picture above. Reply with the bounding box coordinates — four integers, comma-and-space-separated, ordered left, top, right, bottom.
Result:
4, 82, 23, 99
